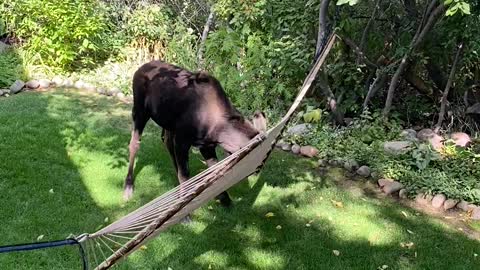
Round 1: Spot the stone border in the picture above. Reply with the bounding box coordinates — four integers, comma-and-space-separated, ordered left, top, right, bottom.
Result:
0, 78, 132, 101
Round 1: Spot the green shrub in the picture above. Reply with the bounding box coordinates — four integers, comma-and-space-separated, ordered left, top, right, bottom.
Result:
1, 0, 114, 69
0, 50, 24, 88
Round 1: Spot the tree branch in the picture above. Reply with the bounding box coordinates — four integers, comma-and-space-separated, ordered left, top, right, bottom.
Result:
383, 1, 445, 117
359, 0, 381, 55
197, 6, 215, 69
435, 42, 464, 131
340, 36, 378, 68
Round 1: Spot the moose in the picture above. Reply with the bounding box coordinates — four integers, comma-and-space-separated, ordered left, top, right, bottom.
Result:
123, 60, 267, 212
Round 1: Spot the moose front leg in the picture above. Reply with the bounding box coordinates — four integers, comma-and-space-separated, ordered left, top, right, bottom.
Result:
173, 136, 193, 223
199, 146, 232, 207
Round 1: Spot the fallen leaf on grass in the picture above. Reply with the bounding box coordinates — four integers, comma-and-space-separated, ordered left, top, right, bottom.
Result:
104, 217, 109, 223
265, 212, 275, 218
276, 225, 282, 230
400, 242, 415, 249
305, 223, 311, 227
208, 206, 214, 210
406, 229, 415, 235
401, 211, 408, 217
377, 265, 389, 270
331, 200, 344, 208
332, 250, 340, 256
140, 245, 147, 250
37, 235, 44, 241
49, 189, 54, 194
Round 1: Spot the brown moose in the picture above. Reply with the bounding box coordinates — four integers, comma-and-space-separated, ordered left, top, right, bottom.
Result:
123, 60, 267, 214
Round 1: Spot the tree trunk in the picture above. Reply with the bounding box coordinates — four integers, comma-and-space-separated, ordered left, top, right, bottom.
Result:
435, 42, 464, 131
197, 6, 215, 70
315, 0, 331, 57
383, 1, 445, 117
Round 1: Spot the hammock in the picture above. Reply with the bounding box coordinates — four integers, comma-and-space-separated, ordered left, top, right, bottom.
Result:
1, 34, 336, 270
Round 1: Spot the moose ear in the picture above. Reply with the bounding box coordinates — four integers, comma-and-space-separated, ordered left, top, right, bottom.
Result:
194, 71, 210, 83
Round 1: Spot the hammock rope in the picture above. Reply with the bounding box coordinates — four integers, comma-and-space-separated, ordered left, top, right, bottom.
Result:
0, 33, 337, 270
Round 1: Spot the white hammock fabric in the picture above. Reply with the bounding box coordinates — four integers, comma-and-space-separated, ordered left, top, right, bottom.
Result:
76, 34, 337, 270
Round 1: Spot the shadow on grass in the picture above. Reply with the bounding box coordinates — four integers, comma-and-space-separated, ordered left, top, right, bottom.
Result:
119, 152, 480, 270
1, 90, 479, 270
0, 91, 106, 269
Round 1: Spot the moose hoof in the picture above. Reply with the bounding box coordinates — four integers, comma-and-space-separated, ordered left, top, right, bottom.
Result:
123, 185, 134, 201
180, 215, 193, 224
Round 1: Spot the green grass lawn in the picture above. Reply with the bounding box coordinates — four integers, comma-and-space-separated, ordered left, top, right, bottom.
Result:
0, 89, 479, 270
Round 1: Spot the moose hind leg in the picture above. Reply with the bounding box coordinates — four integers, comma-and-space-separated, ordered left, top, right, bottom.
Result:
123, 110, 149, 201
200, 146, 232, 207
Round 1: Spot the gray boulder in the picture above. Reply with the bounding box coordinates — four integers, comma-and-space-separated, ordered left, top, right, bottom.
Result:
356, 165, 371, 177
291, 144, 301, 155
417, 128, 444, 151
399, 189, 408, 199
383, 181, 404, 194
10, 80, 25, 94
38, 79, 51, 89
344, 160, 359, 172
287, 123, 311, 136
26, 80, 40, 89
384, 141, 413, 155
443, 199, 458, 211
400, 129, 417, 140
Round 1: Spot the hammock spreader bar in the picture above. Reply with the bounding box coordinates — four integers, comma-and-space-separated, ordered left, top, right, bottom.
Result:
0, 238, 88, 270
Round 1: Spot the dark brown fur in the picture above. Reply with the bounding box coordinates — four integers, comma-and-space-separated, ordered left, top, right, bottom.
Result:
123, 61, 267, 213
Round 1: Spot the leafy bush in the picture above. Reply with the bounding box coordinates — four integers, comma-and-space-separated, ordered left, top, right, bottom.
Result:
0, 49, 24, 88
1, 0, 115, 69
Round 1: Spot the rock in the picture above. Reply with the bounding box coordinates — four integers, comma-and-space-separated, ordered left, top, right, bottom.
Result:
399, 189, 408, 199
384, 141, 413, 155
417, 128, 434, 141
317, 159, 327, 167
74, 80, 85, 89
2, 89, 10, 95
344, 160, 359, 172
415, 193, 427, 205
281, 143, 292, 151
0, 89, 4, 96
382, 181, 404, 195
26, 80, 40, 89
449, 132, 471, 147
108, 88, 121, 96
417, 128, 444, 151
51, 76, 64, 87
275, 140, 285, 149
431, 194, 447, 209
0, 41, 10, 53
10, 80, 25, 94
97, 88, 107, 95
400, 129, 417, 140
443, 199, 458, 211
38, 79, 51, 89
472, 207, 480, 220
287, 123, 311, 136
344, 117, 353, 125
64, 79, 74, 88
356, 165, 371, 177
291, 144, 301, 155
83, 83, 96, 92
378, 178, 392, 187
116, 92, 125, 99
299, 146, 319, 158
457, 200, 470, 211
